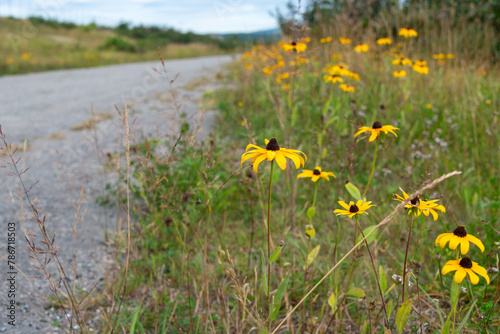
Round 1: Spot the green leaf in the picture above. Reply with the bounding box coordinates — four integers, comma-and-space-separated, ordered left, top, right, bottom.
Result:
345, 181, 361, 201
450, 279, 460, 308
362, 320, 369, 334
455, 300, 477, 332
304, 245, 320, 270
307, 207, 316, 218
270, 274, 290, 321
258, 326, 268, 334
269, 241, 285, 263
387, 299, 394, 320
379, 266, 387, 294
346, 287, 365, 298
442, 314, 451, 334
260, 249, 268, 296
396, 298, 412, 333
328, 292, 337, 314
356, 225, 378, 245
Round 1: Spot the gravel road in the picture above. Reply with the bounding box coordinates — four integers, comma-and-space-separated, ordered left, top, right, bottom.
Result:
0, 54, 234, 333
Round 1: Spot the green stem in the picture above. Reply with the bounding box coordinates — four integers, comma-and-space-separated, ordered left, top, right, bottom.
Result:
301, 237, 311, 334
312, 182, 319, 208
411, 216, 425, 260
402, 215, 413, 303
355, 216, 389, 327
267, 161, 274, 331
362, 138, 379, 198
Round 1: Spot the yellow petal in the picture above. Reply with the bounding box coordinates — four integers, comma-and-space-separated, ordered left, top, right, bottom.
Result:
253, 154, 267, 173
275, 151, 287, 170
267, 150, 276, 161
442, 264, 459, 275
454, 268, 467, 284
245, 143, 263, 151
297, 170, 313, 179
471, 263, 490, 285
368, 130, 378, 142
281, 151, 301, 169
265, 138, 269, 145
460, 239, 470, 255
338, 201, 350, 210
466, 235, 485, 252
449, 236, 460, 250
438, 234, 453, 248
311, 175, 320, 182
241, 151, 262, 165
354, 127, 369, 137
467, 269, 480, 284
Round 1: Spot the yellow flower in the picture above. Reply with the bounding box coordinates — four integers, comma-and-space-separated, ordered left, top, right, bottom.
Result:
339, 84, 355, 92
394, 191, 446, 221
485, 99, 491, 105
393, 70, 406, 78
435, 225, 485, 255
332, 54, 342, 60
433, 53, 445, 59
334, 200, 375, 219
426, 104, 433, 109
377, 38, 392, 45
398, 28, 418, 38
282, 41, 307, 53
442, 257, 490, 285
21, 53, 30, 60
263, 67, 273, 75
324, 74, 343, 84
402, 58, 413, 66
297, 166, 335, 182
237, 101, 243, 107
339, 37, 351, 44
413, 60, 429, 74
354, 121, 398, 142
281, 84, 291, 91
241, 138, 307, 173
354, 44, 369, 53
244, 63, 253, 70
320, 37, 332, 43
446, 54, 455, 59
6, 58, 14, 64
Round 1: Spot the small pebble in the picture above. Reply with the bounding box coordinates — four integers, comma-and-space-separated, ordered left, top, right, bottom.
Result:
0, 327, 7, 332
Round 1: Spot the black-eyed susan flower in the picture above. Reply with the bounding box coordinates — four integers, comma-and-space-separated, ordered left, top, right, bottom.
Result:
320, 37, 332, 43
393, 70, 406, 78
339, 37, 351, 44
377, 38, 392, 45
413, 60, 429, 74
241, 138, 307, 173
442, 257, 490, 285
398, 28, 418, 38
282, 41, 307, 53
297, 166, 335, 182
394, 190, 446, 221
354, 44, 369, 52
354, 121, 399, 142
334, 200, 375, 219
435, 225, 485, 255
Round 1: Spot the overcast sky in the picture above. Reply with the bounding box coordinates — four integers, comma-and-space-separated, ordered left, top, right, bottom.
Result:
0, 0, 294, 33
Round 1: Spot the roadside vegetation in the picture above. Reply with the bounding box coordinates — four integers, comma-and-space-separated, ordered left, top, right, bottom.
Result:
0, 16, 240, 76
1, 0, 498, 333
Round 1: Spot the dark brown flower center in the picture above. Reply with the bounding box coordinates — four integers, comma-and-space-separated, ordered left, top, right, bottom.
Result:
372, 121, 382, 129
459, 257, 473, 269
453, 226, 467, 238
313, 169, 321, 175
410, 196, 420, 206
349, 204, 359, 213
291, 41, 297, 46
266, 138, 280, 151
